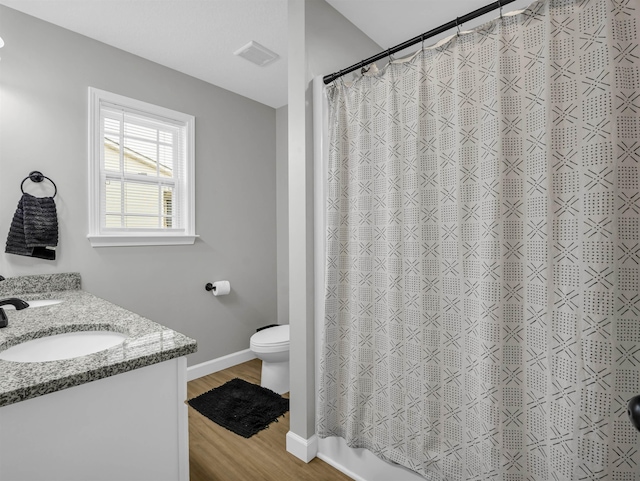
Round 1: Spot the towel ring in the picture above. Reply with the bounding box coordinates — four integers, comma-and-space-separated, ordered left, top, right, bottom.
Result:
20, 171, 57, 198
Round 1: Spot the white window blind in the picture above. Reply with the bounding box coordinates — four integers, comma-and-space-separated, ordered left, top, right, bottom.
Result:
88, 88, 196, 247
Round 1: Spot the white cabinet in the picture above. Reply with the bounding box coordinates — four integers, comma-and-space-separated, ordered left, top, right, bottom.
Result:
0, 357, 189, 481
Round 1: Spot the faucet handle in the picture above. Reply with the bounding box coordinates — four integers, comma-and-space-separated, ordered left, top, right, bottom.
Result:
0, 298, 29, 329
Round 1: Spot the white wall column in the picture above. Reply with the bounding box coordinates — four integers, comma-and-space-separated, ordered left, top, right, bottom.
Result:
287, 0, 317, 462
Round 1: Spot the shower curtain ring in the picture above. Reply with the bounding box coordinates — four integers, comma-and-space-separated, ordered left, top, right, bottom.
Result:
456, 17, 461, 36
387, 48, 394, 63
421, 34, 425, 50
498, 0, 504, 19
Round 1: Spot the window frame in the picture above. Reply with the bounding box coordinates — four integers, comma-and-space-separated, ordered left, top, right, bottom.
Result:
87, 87, 197, 247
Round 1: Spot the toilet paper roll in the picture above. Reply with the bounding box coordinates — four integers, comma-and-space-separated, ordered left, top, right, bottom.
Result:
211, 280, 231, 296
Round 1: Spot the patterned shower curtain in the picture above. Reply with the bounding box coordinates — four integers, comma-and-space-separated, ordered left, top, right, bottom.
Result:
317, 0, 640, 479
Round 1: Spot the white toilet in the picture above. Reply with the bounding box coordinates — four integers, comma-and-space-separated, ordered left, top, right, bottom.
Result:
249, 324, 290, 394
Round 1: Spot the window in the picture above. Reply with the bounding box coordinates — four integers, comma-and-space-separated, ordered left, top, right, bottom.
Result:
88, 88, 196, 246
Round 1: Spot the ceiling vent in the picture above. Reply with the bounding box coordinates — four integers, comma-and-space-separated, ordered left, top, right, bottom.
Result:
234, 41, 279, 67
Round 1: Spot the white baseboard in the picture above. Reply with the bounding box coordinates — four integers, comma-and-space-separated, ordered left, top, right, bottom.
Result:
187, 349, 257, 381
286, 432, 318, 463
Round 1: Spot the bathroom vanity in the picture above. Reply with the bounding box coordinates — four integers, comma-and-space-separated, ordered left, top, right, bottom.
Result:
0, 274, 197, 481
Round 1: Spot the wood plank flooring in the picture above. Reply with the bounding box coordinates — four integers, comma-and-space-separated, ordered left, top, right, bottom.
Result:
187, 359, 353, 481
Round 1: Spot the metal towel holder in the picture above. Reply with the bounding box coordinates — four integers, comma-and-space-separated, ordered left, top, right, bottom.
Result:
20, 171, 57, 198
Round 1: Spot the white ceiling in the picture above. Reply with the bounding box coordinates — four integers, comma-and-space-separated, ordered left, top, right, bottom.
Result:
0, 0, 534, 109
0, 0, 289, 107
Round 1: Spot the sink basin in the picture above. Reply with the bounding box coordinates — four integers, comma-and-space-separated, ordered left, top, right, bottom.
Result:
2, 299, 63, 310
0, 331, 128, 362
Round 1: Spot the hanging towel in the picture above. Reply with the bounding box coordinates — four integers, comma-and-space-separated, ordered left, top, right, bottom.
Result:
5, 193, 58, 260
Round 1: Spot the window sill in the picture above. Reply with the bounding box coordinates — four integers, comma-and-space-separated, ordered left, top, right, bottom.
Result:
87, 234, 199, 247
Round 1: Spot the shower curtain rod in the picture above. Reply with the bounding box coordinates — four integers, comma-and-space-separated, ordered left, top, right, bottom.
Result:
323, 0, 517, 85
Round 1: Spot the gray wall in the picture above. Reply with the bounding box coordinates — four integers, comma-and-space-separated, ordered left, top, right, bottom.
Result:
305, 0, 382, 81
276, 106, 288, 327
0, 6, 277, 366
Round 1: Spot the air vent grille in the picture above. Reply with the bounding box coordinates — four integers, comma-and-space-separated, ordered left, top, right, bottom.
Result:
234, 41, 279, 67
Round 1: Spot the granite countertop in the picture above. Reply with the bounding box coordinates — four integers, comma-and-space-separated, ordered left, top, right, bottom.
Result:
0, 273, 197, 407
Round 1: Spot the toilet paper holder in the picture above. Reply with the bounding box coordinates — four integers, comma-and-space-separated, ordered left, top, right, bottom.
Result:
205, 280, 231, 296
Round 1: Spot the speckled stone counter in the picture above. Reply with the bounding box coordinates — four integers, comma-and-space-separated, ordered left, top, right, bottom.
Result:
0, 273, 197, 407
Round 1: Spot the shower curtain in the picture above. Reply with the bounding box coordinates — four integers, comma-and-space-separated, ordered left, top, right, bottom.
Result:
317, 0, 640, 479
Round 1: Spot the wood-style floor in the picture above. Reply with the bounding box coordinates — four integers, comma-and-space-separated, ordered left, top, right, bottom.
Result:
187, 359, 353, 481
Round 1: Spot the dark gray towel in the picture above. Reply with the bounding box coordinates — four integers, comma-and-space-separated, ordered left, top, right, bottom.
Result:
5, 193, 58, 260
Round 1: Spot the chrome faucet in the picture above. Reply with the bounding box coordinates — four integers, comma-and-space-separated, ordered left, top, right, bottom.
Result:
0, 277, 30, 328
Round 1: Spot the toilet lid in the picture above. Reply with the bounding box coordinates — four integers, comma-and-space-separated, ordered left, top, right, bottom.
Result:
250, 324, 289, 349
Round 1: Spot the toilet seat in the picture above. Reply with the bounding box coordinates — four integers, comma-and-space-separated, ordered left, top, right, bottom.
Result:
250, 325, 289, 353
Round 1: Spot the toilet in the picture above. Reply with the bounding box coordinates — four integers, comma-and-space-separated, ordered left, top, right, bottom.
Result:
249, 324, 290, 394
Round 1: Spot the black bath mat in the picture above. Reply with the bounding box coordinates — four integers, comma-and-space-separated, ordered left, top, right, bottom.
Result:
188, 378, 289, 438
